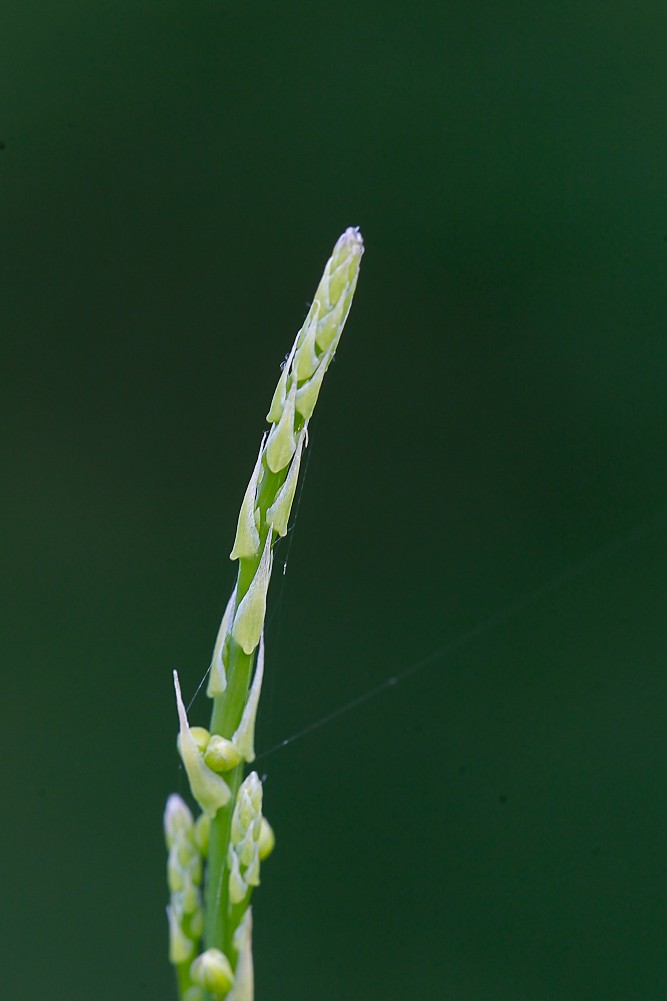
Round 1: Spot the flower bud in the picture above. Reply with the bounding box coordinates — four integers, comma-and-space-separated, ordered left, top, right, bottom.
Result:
293, 302, 321, 383
177, 726, 210, 756
164, 794, 194, 850
193, 813, 210, 857
316, 227, 363, 351
315, 289, 348, 351
295, 346, 333, 420
230, 436, 265, 560
204, 735, 243, 772
234, 772, 262, 831
231, 531, 273, 655
167, 844, 198, 892
174, 670, 231, 817
228, 849, 248, 904
189, 906, 204, 939
232, 633, 265, 762
179, 870, 200, 914
228, 772, 264, 903
190, 948, 234, 998
266, 428, 306, 537
244, 852, 260, 888
257, 817, 275, 861
167, 865, 182, 895
265, 373, 297, 472
207, 586, 236, 697
167, 905, 194, 965
266, 340, 297, 423
237, 830, 256, 868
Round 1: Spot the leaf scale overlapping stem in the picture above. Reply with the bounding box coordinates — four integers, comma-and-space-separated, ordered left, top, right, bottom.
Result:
164, 227, 364, 1001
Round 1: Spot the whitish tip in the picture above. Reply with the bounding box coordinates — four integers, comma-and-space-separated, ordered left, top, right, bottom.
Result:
173, 669, 231, 817
164, 793, 194, 847
337, 226, 364, 253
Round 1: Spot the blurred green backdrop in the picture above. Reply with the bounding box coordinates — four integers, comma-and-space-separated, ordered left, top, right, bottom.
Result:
3, 2, 667, 998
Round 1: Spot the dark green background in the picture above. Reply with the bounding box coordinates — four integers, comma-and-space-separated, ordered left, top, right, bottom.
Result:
3, 2, 667, 998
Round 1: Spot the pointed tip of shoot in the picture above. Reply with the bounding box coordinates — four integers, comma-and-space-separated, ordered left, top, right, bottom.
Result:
312, 226, 364, 351
335, 225, 364, 257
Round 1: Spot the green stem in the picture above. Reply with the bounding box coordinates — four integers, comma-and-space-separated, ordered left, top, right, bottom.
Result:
204, 762, 243, 951
176, 959, 191, 999
203, 460, 290, 955
204, 634, 254, 953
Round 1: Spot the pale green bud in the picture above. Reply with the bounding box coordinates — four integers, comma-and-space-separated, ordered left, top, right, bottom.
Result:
293, 302, 321, 382
206, 586, 236, 697
316, 227, 363, 320
204, 735, 242, 772
231, 531, 273, 655
231, 809, 246, 847
295, 346, 333, 420
230, 436, 265, 560
167, 851, 183, 893
234, 772, 262, 834
179, 870, 200, 914
177, 726, 210, 756
228, 909, 254, 1001
188, 853, 203, 887
265, 372, 297, 472
244, 852, 260, 888
174, 671, 231, 817
228, 849, 248, 904
228, 772, 264, 902
237, 829, 257, 867
189, 906, 204, 939
245, 771, 263, 811
164, 794, 194, 849
175, 838, 198, 870
266, 341, 297, 423
168, 841, 200, 893
193, 813, 210, 857
167, 905, 194, 965
265, 428, 306, 537
257, 817, 275, 861
232, 633, 265, 762
230, 812, 260, 852
315, 288, 348, 351
190, 948, 234, 998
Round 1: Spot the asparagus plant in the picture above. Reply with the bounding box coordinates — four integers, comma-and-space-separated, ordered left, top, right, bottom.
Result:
164, 227, 364, 1001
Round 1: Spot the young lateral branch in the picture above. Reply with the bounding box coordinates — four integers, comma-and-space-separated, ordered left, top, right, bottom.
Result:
164, 228, 364, 1001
